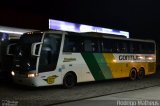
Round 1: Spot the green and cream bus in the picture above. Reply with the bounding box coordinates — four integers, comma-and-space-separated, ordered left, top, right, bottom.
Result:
10, 30, 156, 88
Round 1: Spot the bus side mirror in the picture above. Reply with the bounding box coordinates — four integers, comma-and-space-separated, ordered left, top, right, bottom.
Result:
7, 43, 16, 56
31, 42, 42, 56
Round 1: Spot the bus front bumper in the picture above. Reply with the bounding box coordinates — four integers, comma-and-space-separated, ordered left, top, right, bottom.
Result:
13, 76, 39, 87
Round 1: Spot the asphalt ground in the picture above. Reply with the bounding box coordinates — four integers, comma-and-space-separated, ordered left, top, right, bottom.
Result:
0, 73, 160, 106
53, 86, 160, 106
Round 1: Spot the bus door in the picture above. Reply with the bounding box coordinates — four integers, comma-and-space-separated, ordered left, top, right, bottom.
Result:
38, 33, 62, 84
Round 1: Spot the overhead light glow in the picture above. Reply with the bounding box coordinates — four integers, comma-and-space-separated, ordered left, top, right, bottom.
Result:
0, 29, 23, 35
0, 26, 37, 35
49, 19, 129, 38
80, 25, 93, 32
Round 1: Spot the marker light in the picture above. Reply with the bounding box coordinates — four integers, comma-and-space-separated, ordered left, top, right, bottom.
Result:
11, 71, 15, 76
49, 19, 129, 38
138, 56, 144, 59
148, 57, 153, 60
113, 59, 117, 63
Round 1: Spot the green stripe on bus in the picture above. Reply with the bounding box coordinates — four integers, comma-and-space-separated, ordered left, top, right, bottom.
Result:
93, 53, 112, 79
82, 53, 105, 80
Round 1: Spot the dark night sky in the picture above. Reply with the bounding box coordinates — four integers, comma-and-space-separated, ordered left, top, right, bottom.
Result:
1, 0, 160, 42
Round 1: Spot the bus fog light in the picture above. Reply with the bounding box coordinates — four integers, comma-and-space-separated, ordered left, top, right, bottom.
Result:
11, 71, 15, 76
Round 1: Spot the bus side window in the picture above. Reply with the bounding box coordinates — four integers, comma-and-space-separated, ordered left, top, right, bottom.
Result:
63, 37, 75, 52
147, 43, 155, 54
118, 40, 128, 53
63, 35, 83, 52
84, 40, 92, 52
141, 42, 154, 54
130, 41, 140, 53
102, 39, 113, 53
91, 39, 101, 53
112, 39, 119, 53
83, 37, 100, 53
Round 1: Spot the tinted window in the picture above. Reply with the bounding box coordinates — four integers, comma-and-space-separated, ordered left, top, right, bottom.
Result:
141, 42, 155, 54
130, 41, 140, 53
83, 37, 101, 53
129, 41, 155, 54
63, 35, 101, 53
103, 39, 119, 53
102, 39, 112, 52
63, 35, 83, 52
63, 35, 155, 54
118, 40, 129, 53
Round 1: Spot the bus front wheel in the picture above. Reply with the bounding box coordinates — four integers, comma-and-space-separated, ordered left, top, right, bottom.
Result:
63, 72, 77, 89
129, 68, 137, 80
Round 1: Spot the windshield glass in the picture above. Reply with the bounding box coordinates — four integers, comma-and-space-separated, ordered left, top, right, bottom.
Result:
13, 32, 43, 72
38, 33, 62, 73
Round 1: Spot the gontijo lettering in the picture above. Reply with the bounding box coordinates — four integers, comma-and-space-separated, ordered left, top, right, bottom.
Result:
119, 55, 140, 60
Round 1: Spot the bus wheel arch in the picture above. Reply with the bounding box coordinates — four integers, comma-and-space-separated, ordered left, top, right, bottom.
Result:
137, 67, 145, 80
129, 68, 137, 80
63, 71, 77, 89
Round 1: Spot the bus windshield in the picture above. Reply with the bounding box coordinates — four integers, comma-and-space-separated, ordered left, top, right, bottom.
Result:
38, 33, 62, 73
13, 33, 43, 72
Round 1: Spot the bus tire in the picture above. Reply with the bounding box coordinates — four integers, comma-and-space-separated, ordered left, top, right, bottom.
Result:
137, 68, 145, 80
63, 72, 77, 89
129, 68, 137, 80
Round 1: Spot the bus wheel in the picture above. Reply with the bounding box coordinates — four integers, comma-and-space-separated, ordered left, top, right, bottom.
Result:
137, 68, 145, 80
129, 68, 137, 80
63, 72, 77, 89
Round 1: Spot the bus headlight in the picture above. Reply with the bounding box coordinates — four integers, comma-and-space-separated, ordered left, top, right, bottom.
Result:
27, 72, 38, 78
28, 73, 35, 78
11, 71, 15, 76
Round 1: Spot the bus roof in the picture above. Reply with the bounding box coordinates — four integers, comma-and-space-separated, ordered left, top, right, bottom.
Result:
25, 30, 155, 43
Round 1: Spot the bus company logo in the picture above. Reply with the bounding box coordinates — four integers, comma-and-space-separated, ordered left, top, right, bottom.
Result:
1, 100, 18, 106
118, 54, 155, 62
43, 75, 58, 84
119, 55, 140, 61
